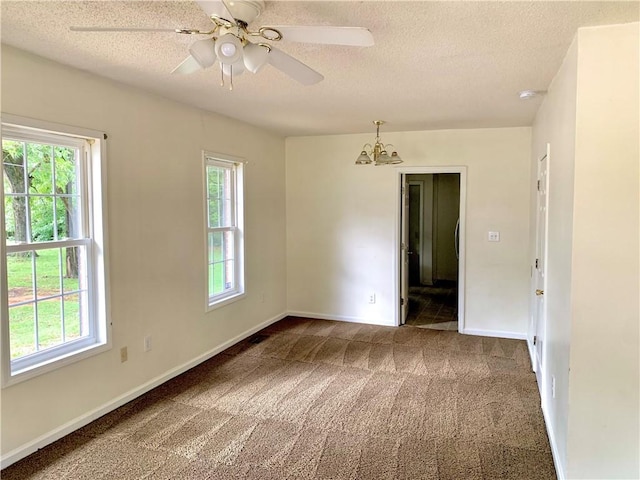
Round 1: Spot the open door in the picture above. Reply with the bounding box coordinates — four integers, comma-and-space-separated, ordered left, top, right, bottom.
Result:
531, 145, 549, 386
400, 175, 410, 325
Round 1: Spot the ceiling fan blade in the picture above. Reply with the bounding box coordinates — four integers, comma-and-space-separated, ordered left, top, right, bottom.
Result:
70, 26, 180, 32
268, 26, 374, 46
171, 55, 204, 75
267, 47, 323, 86
195, 1, 235, 23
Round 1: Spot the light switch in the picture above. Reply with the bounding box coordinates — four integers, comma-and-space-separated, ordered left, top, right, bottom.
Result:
488, 231, 500, 242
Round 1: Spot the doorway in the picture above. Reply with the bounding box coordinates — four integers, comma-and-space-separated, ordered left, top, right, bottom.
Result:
397, 167, 466, 331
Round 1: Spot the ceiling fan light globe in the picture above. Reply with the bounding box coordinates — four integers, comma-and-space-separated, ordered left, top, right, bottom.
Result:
189, 38, 217, 68
215, 33, 243, 65
243, 43, 269, 73
221, 61, 245, 77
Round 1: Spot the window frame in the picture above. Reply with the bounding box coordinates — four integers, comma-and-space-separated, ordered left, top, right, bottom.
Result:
203, 151, 245, 310
1, 114, 110, 387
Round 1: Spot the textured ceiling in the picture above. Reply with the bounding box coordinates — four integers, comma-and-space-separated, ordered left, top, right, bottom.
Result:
1, 1, 638, 136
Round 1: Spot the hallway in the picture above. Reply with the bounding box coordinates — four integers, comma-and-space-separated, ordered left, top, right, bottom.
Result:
406, 281, 458, 331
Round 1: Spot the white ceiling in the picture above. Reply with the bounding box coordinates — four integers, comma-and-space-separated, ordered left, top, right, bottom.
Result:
1, 1, 638, 137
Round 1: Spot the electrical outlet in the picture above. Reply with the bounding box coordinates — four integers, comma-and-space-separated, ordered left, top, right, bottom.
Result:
551, 376, 556, 398
368, 293, 376, 304
144, 335, 152, 352
488, 231, 500, 242
120, 346, 128, 363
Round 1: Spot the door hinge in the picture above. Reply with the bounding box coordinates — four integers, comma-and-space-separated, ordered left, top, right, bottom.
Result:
401, 298, 405, 306
535, 258, 539, 269
533, 335, 537, 345
537, 180, 540, 191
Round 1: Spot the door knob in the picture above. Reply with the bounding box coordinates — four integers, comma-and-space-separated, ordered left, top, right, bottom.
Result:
535, 289, 544, 296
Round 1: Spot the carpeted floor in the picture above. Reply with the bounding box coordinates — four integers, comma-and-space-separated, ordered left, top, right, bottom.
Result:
2, 317, 556, 479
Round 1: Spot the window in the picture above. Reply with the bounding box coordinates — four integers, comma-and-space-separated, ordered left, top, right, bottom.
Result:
1, 116, 109, 384
205, 153, 244, 308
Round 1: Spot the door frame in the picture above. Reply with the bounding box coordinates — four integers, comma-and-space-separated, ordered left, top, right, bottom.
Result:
395, 166, 467, 329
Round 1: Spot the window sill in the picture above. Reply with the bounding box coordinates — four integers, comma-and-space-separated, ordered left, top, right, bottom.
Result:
206, 291, 246, 312
2, 341, 111, 388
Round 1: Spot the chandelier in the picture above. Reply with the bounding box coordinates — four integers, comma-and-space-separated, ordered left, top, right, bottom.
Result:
355, 120, 403, 166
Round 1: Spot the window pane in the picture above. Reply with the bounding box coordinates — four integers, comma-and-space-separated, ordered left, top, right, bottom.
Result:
208, 199, 220, 228
208, 230, 235, 297
209, 262, 222, 297
7, 252, 34, 306
54, 146, 79, 195
27, 143, 53, 195
29, 195, 55, 242
56, 196, 82, 239
209, 231, 223, 263
3, 141, 29, 243
63, 292, 89, 341
207, 165, 232, 228
4, 195, 28, 244
3, 140, 27, 194
223, 260, 235, 292
9, 304, 37, 359
37, 297, 64, 351
62, 246, 86, 293
35, 248, 62, 297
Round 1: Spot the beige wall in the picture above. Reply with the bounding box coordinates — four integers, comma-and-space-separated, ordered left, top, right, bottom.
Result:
530, 22, 639, 479
529, 35, 579, 475
286, 128, 531, 335
1, 46, 287, 458
567, 23, 639, 479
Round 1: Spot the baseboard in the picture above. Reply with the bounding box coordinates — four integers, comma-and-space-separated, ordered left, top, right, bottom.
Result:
287, 310, 396, 327
541, 397, 566, 480
0, 311, 287, 469
460, 327, 527, 340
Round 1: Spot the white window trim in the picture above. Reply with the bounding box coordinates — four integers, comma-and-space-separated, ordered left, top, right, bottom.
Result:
203, 151, 245, 311
1, 113, 111, 387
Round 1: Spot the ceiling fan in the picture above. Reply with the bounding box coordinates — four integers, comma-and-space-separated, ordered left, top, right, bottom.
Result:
70, 0, 374, 89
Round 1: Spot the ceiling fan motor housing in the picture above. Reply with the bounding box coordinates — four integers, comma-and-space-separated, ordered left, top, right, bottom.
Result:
224, 0, 265, 24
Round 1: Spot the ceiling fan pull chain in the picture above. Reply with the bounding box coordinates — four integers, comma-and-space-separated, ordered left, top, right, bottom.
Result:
220, 65, 225, 88
229, 65, 234, 91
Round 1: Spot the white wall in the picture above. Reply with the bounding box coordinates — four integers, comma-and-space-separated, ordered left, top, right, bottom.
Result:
1, 46, 287, 460
567, 23, 639, 480
286, 128, 531, 335
529, 36, 579, 477
530, 22, 639, 479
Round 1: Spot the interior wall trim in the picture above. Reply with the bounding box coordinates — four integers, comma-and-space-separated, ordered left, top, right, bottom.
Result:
0, 311, 288, 469
541, 394, 566, 480
287, 310, 396, 326
461, 328, 526, 340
